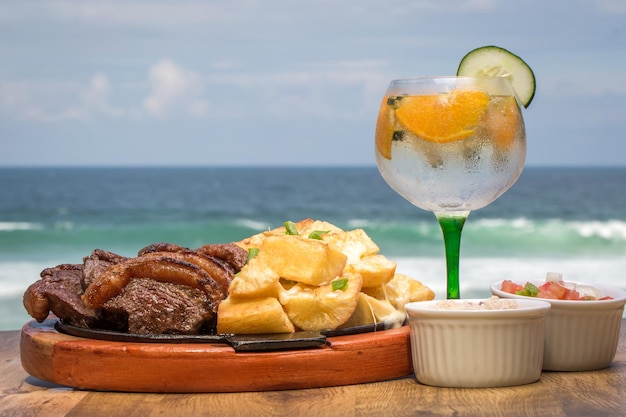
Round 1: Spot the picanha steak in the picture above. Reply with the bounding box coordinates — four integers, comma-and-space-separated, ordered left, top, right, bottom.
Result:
23, 242, 248, 335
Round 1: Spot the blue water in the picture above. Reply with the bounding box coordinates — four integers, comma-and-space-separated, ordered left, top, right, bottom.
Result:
2, 166, 625, 329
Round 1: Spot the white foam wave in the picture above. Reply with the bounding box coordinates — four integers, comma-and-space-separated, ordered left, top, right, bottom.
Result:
1, 255, 625, 331
234, 218, 271, 231
0, 261, 53, 297
574, 220, 626, 240
471, 218, 626, 241
53, 221, 74, 230
346, 219, 375, 229
473, 217, 533, 229
394, 255, 626, 300
0, 260, 81, 330
0, 222, 44, 231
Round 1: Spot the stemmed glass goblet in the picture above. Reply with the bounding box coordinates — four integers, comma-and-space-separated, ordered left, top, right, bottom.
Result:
375, 76, 526, 299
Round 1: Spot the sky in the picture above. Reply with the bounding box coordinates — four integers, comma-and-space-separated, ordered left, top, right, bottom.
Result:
0, 0, 625, 167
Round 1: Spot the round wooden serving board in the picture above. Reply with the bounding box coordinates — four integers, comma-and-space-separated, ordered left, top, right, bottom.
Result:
20, 319, 413, 393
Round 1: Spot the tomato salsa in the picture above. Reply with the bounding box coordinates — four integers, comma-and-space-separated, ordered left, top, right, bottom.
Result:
500, 280, 614, 301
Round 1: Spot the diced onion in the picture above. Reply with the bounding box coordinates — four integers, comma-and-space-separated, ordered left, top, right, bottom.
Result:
545, 272, 563, 282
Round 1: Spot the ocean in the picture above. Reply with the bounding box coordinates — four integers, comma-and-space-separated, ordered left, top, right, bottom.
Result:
2, 166, 625, 330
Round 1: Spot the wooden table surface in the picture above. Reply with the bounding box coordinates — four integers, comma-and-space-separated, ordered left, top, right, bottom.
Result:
2, 319, 625, 417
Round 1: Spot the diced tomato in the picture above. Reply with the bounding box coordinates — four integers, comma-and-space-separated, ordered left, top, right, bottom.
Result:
536, 289, 559, 299
562, 288, 581, 300
538, 281, 568, 299
501, 280, 523, 294
500, 278, 609, 301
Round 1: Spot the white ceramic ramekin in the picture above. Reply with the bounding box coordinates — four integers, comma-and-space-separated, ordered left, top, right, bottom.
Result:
491, 280, 626, 371
405, 298, 551, 388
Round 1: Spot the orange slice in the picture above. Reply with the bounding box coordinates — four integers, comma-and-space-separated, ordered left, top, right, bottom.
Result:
375, 96, 395, 160
483, 96, 523, 149
395, 90, 490, 143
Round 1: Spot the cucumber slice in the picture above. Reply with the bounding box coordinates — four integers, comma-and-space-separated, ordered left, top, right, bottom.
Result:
457, 45, 536, 108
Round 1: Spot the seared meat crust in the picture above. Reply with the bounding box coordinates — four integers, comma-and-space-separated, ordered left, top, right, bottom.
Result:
196, 243, 248, 272
23, 264, 98, 327
138, 242, 247, 277
81, 252, 226, 311
82, 249, 128, 289
137, 242, 187, 256
23, 242, 248, 334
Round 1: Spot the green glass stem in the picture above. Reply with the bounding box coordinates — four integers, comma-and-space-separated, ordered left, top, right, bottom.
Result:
436, 212, 469, 300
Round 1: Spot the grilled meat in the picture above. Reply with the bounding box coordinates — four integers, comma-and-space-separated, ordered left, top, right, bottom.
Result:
23, 264, 98, 327
101, 278, 213, 334
82, 249, 128, 289
23, 242, 248, 334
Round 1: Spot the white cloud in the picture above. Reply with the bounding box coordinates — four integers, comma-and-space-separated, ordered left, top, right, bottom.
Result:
142, 59, 208, 119
0, 80, 80, 122
250, 60, 392, 120
0, 60, 211, 122
81, 73, 110, 106
0, 0, 623, 167
0, 57, 392, 123
0, 73, 122, 122
71, 73, 123, 119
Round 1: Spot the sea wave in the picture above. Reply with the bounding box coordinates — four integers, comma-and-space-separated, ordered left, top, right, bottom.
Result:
0, 222, 44, 231
465, 218, 626, 257
0, 261, 54, 297
574, 219, 626, 240
471, 217, 626, 240
355, 217, 626, 257
234, 218, 272, 232
2, 217, 624, 261
394, 255, 626, 299
2, 166, 625, 330
3, 254, 625, 331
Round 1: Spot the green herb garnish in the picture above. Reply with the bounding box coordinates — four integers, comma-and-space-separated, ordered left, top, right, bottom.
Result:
246, 247, 260, 263
332, 278, 349, 291
284, 221, 299, 235
308, 230, 329, 240
515, 282, 539, 297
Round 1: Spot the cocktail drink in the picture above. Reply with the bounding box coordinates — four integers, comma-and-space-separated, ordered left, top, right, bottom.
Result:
375, 76, 527, 299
